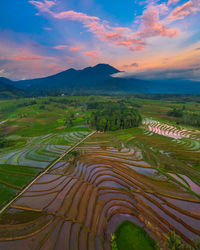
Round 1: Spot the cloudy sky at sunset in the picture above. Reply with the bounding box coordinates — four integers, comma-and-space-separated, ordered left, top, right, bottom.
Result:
0, 0, 200, 80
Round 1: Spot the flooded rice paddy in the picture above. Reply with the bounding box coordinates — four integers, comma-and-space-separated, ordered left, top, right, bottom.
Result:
0, 131, 199, 249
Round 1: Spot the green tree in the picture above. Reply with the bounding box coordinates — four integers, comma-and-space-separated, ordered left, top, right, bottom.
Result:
89, 103, 142, 132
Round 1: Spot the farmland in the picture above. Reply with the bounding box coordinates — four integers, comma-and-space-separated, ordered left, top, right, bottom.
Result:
0, 97, 91, 208
0, 95, 199, 249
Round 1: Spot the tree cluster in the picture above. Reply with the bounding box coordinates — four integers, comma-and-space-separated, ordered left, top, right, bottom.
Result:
181, 112, 200, 127
65, 112, 75, 127
167, 108, 183, 118
168, 108, 200, 127
0, 136, 11, 148
89, 103, 142, 131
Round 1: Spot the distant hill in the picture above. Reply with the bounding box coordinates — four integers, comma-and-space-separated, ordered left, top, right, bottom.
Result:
3, 63, 200, 96
0, 77, 24, 99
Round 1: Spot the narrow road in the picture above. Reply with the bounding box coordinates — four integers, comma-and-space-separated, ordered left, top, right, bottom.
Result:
0, 130, 96, 215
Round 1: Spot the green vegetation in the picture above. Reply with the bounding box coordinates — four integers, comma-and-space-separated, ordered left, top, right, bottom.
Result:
168, 107, 184, 117
168, 107, 200, 127
0, 135, 11, 148
0, 184, 19, 208
111, 221, 158, 250
181, 112, 200, 127
89, 103, 142, 131
165, 232, 200, 250
0, 164, 41, 208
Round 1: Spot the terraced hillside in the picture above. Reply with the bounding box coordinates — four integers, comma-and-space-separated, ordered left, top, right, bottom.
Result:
0, 129, 90, 208
142, 118, 200, 193
143, 118, 200, 141
0, 130, 199, 249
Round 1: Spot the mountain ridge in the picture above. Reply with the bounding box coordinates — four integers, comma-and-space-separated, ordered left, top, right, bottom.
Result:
1, 63, 200, 96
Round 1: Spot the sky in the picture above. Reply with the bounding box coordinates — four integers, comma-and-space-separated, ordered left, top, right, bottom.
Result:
0, 0, 200, 81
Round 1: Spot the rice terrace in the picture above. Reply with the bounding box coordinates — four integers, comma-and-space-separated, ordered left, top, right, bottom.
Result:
0, 95, 199, 250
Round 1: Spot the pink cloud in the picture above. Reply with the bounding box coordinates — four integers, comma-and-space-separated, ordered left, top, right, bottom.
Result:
53, 45, 83, 51
52, 10, 99, 22
29, 0, 145, 52
54, 12, 146, 52
85, 22, 146, 51
0, 39, 68, 80
168, 0, 200, 20
53, 45, 68, 50
9, 52, 43, 61
47, 63, 64, 72
44, 27, 52, 31
63, 56, 76, 63
84, 50, 100, 59
29, 0, 179, 52
137, 5, 179, 38
168, 0, 180, 5
29, 0, 56, 13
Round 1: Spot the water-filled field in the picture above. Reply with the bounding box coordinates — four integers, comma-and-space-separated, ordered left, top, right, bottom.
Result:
0, 129, 90, 208
0, 129, 199, 249
142, 118, 200, 195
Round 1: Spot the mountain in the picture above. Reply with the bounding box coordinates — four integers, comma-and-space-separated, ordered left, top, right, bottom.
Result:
3, 64, 200, 96
14, 64, 120, 90
0, 77, 24, 99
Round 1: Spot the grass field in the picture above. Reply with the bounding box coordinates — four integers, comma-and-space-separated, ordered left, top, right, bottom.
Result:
113, 221, 157, 250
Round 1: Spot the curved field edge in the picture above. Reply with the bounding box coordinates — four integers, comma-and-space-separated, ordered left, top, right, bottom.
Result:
0, 130, 199, 249
0, 130, 94, 214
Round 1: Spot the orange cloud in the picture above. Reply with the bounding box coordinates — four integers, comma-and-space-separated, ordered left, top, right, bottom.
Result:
84, 50, 100, 59
69, 46, 83, 51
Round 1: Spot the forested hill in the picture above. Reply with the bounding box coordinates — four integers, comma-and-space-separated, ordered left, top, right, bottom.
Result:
0, 77, 24, 99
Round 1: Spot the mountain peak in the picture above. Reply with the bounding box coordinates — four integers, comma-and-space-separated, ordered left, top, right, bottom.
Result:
93, 63, 120, 73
